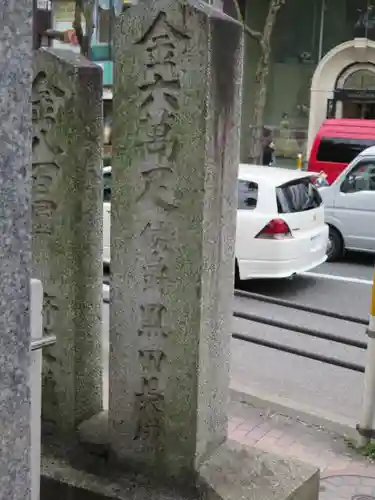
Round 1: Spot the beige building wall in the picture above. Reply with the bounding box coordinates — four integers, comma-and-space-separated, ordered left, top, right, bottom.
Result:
307, 38, 375, 154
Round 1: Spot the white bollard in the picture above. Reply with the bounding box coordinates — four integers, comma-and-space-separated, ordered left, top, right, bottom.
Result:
30, 279, 43, 500
358, 269, 375, 448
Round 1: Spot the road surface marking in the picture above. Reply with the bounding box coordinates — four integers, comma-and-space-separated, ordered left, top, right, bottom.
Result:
300, 271, 373, 286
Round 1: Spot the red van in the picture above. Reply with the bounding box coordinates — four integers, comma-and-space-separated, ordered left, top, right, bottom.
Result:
308, 119, 375, 184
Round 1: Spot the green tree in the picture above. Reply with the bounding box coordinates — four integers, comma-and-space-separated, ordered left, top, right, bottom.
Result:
233, 0, 287, 164
45, 0, 95, 58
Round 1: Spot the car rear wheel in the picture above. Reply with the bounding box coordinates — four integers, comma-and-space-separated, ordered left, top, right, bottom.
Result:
327, 226, 343, 262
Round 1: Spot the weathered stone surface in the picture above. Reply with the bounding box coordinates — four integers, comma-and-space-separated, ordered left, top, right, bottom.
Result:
40, 441, 319, 500
0, 0, 32, 498
78, 410, 109, 456
41, 453, 196, 500
32, 48, 103, 435
109, 0, 243, 481
198, 440, 319, 500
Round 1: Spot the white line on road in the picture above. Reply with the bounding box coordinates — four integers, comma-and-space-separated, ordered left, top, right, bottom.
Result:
300, 271, 373, 286
102, 273, 372, 293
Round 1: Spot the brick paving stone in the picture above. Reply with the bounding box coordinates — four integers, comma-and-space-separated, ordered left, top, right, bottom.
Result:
319, 475, 375, 499
229, 400, 375, 499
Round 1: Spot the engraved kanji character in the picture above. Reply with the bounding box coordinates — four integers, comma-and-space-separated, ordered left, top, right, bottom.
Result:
143, 261, 169, 289
138, 109, 177, 159
43, 293, 59, 336
139, 350, 165, 373
137, 166, 178, 211
141, 220, 173, 257
32, 71, 65, 153
32, 163, 60, 198
134, 377, 164, 440
138, 303, 168, 338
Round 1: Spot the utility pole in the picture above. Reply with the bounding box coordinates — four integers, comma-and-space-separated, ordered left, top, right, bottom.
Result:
358, 267, 375, 447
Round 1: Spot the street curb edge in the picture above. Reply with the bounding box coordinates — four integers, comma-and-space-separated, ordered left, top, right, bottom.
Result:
229, 385, 358, 439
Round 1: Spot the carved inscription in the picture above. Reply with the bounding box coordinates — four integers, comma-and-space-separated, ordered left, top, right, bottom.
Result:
141, 219, 172, 254
43, 292, 59, 337
32, 163, 60, 234
133, 12, 190, 444
135, 377, 164, 440
32, 71, 65, 235
42, 291, 59, 415
138, 303, 168, 338
139, 350, 165, 372
135, 12, 189, 210
141, 219, 176, 291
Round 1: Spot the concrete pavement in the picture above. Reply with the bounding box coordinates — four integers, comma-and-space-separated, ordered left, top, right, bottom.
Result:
232, 253, 374, 428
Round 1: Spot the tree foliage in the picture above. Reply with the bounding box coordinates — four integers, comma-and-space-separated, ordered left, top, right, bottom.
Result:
232, 0, 286, 164
45, 0, 95, 58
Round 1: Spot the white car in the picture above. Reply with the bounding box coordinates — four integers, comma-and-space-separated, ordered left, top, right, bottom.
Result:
102, 165, 328, 280
319, 145, 375, 261
103, 166, 111, 265
235, 164, 328, 281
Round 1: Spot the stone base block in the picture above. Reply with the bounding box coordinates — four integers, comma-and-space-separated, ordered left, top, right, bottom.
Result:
198, 440, 319, 500
78, 410, 109, 456
75, 416, 319, 500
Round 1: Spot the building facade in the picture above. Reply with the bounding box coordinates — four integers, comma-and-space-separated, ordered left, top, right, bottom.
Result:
50, 0, 375, 163
238, 0, 375, 162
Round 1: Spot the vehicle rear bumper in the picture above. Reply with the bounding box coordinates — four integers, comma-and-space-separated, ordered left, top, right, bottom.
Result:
237, 225, 328, 280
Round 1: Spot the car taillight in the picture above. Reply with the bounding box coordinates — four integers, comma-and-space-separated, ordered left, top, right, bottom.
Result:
255, 219, 292, 240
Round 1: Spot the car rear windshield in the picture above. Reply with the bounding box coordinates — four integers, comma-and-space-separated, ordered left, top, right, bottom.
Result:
316, 136, 375, 164
276, 178, 322, 214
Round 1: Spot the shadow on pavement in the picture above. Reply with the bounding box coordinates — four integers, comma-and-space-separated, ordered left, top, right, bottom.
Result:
338, 250, 375, 267
41, 477, 115, 500
237, 275, 316, 298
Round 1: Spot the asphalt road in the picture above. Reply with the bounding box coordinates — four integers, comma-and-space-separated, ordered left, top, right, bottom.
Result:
232, 251, 374, 426
102, 251, 374, 425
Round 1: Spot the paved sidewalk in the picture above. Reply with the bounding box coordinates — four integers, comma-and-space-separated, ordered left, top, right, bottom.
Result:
229, 400, 375, 499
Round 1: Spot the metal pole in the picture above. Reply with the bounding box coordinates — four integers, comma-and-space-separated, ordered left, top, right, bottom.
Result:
358, 267, 375, 447
318, 0, 325, 61
296, 153, 303, 169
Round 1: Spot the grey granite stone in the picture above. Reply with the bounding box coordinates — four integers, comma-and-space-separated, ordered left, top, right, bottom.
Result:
40, 442, 319, 500
109, 0, 243, 482
0, 0, 32, 498
41, 453, 197, 500
32, 48, 103, 435
198, 440, 319, 500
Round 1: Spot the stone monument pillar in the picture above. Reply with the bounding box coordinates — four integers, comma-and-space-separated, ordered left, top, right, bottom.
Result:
0, 0, 32, 498
32, 49, 103, 435
51, 2, 319, 498
109, 0, 243, 481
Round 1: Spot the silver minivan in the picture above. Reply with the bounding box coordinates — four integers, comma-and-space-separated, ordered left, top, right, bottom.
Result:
319, 145, 375, 261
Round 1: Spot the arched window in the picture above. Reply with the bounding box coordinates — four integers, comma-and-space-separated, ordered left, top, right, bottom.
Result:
343, 68, 375, 90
